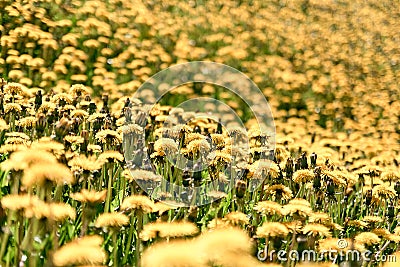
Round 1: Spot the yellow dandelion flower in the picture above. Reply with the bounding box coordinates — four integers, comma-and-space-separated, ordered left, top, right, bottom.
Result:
64, 135, 85, 144
1, 194, 40, 211
257, 222, 289, 238
325, 222, 344, 231
288, 198, 311, 207
372, 184, 397, 200
97, 150, 124, 163
4, 103, 22, 113
207, 218, 230, 229
322, 170, 347, 187
381, 170, 399, 182
198, 227, 253, 257
52, 236, 107, 266
15, 116, 36, 128
24, 201, 76, 221
394, 226, 400, 236
141, 239, 204, 267
265, 184, 293, 200
31, 138, 65, 155
185, 133, 206, 145
0, 118, 9, 131
355, 232, 381, 246
153, 202, 177, 215
95, 130, 122, 145
284, 221, 303, 233
1, 149, 57, 171
347, 220, 369, 229
22, 162, 74, 187
87, 144, 102, 153
4, 136, 29, 145
254, 201, 284, 216
210, 133, 225, 149
47, 202, 76, 221
309, 212, 332, 224
121, 195, 155, 213
4, 82, 24, 95
387, 235, 400, 243
68, 154, 104, 172
95, 212, 129, 228
303, 223, 332, 238
362, 216, 383, 224
0, 144, 26, 154
88, 113, 107, 123
5, 132, 30, 140
140, 221, 198, 241
372, 228, 391, 238
331, 169, 357, 186
70, 84, 90, 96
283, 203, 313, 218
51, 93, 73, 104
318, 238, 342, 252
71, 189, 107, 204
71, 109, 89, 119
38, 102, 56, 113
223, 211, 249, 225
293, 169, 315, 183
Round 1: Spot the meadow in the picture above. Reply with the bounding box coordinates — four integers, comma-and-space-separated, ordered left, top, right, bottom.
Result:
0, 0, 400, 266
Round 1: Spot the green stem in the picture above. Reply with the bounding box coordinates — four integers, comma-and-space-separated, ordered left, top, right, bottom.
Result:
29, 218, 40, 267
112, 230, 118, 267
135, 211, 143, 267
0, 228, 10, 264
105, 165, 113, 213
123, 215, 135, 265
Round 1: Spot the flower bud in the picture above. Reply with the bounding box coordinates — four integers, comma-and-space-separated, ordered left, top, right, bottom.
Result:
235, 180, 247, 198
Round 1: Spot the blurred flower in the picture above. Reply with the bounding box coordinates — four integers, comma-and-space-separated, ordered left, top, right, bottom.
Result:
95, 212, 129, 228
1, 194, 40, 212
71, 189, 107, 204
121, 195, 155, 213
97, 150, 124, 163
223, 211, 249, 226
22, 162, 74, 187
52, 235, 107, 266
140, 221, 198, 241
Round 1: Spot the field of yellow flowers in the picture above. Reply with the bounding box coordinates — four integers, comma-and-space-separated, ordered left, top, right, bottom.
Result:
1, 0, 400, 266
